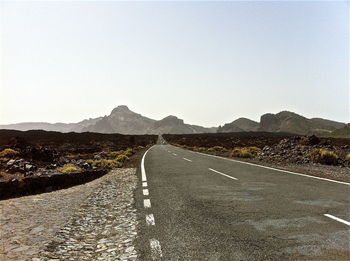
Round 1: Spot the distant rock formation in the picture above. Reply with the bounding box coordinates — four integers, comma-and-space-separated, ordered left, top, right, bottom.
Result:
0, 106, 346, 136
219, 111, 346, 136
217, 118, 259, 133
83, 106, 216, 134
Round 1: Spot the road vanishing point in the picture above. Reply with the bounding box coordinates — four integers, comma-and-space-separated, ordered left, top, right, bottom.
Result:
135, 144, 350, 260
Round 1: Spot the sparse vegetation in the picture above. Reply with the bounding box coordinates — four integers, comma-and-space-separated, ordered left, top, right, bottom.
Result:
123, 148, 134, 157
309, 149, 338, 165
0, 148, 20, 158
116, 154, 129, 162
110, 151, 123, 157
346, 153, 350, 162
86, 159, 122, 168
59, 164, 82, 173
229, 147, 261, 158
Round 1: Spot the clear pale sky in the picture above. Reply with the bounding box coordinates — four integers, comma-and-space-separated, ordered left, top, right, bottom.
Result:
1, 0, 349, 127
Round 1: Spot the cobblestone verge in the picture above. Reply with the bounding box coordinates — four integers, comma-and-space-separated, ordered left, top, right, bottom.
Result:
0, 168, 139, 261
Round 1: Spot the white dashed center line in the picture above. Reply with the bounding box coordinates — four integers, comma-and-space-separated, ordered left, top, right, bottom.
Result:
324, 214, 350, 226
142, 182, 148, 187
183, 157, 192, 162
144, 199, 151, 208
146, 214, 155, 226
143, 189, 149, 196
150, 238, 163, 259
209, 168, 238, 181
173, 153, 177, 156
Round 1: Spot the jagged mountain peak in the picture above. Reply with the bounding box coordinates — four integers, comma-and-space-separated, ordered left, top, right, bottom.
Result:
159, 115, 184, 125
111, 105, 132, 114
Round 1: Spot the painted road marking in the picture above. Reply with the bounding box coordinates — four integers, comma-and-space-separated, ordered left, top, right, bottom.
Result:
141, 147, 153, 182
209, 168, 238, 180
144, 199, 151, 208
150, 238, 163, 259
189, 150, 350, 186
183, 157, 192, 162
324, 214, 350, 226
146, 214, 155, 226
141, 146, 162, 259
173, 153, 178, 156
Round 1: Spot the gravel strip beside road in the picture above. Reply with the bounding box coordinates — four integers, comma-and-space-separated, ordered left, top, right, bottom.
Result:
0, 168, 138, 261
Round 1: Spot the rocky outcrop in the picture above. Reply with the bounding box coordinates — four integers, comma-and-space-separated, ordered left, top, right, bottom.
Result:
0, 169, 108, 200
220, 111, 346, 136
83, 106, 216, 134
217, 118, 259, 133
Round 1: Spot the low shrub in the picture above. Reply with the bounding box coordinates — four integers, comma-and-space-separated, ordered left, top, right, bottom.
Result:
124, 148, 134, 157
309, 149, 338, 165
86, 159, 122, 168
110, 151, 123, 158
0, 148, 20, 158
212, 146, 228, 152
116, 154, 129, 162
346, 153, 350, 161
59, 164, 82, 173
229, 147, 261, 158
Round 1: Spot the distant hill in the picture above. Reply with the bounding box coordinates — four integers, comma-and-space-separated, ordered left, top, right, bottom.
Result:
0, 117, 102, 133
0, 105, 216, 135
219, 111, 346, 136
329, 124, 350, 138
0, 107, 346, 136
83, 106, 216, 134
217, 118, 259, 133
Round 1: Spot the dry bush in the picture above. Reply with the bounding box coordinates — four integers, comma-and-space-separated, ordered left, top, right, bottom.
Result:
0, 148, 19, 158
309, 149, 338, 165
124, 148, 134, 157
212, 146, 228, 152
59, 164, 82, 173
230, 147, 261, 158
116, 154, 129, 162
86, 159, 122, 168
110, 151, 123, 158
346, 153, 350, 161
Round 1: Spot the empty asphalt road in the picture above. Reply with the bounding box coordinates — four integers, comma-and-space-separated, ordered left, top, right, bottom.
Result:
135, 144, 350, 260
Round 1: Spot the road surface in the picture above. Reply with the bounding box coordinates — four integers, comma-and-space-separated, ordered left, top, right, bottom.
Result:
135, 144, 350, 260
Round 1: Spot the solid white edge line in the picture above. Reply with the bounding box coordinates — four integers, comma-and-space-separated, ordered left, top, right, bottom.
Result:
209, 168, 238, 180
146, 214, 155, 226
150, 238, 163, 258
144, 199, 151, 208
143, 189, 149, 196
142, 182, 148, 187
186, 149, 350, 186
324, 214, 350, 226
183, 157, 192, 162
141, 146, 154, 182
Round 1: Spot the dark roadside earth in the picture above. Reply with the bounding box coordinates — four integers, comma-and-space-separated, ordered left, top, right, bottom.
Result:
164, 133, 350, 183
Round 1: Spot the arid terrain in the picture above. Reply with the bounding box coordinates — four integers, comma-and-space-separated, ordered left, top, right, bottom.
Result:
163, 132, 350, 182
0, 130, 157, 199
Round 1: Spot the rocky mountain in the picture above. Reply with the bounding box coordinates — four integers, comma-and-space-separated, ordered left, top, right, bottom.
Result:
1, 107, 346, 136
329, 124, 350, 138
0, 105, 216, 135
0, 117, 102, 133
83, 106, 216, 134
219, 111, 346, 136
217, 118, 259, 133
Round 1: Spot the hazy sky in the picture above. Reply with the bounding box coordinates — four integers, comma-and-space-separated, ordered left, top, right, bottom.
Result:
1, 1, 348, 127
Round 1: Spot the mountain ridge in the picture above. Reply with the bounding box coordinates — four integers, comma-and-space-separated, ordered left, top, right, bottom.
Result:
0, 106, 347, 136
